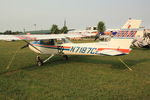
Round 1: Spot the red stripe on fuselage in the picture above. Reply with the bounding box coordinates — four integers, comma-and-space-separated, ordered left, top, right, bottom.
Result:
97, 48, 130, 53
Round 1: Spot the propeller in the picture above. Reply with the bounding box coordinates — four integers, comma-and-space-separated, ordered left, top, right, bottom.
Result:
20, 44, 28, 49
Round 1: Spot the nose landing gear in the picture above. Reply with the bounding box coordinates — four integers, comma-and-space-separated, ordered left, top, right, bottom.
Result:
36, 56, 43, 66
36, 54, 54, 66
36, 54, 68, 66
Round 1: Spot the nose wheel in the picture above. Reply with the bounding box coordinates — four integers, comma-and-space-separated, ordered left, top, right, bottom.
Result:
36, 54, 68, 66
37, 60, 43, 66
36, 54, 54, 66
36, 56, 43, 66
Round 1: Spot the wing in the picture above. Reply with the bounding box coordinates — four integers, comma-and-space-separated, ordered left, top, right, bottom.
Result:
0, 33, 95, 40
0, 35, 21, 40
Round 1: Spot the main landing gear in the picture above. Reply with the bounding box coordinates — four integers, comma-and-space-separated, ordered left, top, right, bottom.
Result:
62, 55, 68, 60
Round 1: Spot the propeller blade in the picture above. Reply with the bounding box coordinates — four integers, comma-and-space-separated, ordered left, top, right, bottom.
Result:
20, 44, 28, 49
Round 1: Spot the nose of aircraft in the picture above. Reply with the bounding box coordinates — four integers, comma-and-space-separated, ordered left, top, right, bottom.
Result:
28, 41, 41, 54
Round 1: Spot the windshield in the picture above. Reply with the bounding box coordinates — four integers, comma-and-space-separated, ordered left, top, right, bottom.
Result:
61, 38, 72, 43
56, 38, 72, 44
39, 38, 72, 45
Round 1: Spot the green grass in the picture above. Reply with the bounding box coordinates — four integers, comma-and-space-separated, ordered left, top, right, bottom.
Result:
0, 40, 150, 100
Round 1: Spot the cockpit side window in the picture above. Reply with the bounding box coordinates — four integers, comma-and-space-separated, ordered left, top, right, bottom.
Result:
55, 38, 72, 44
40, 39, 55, 45
50, 39, 55, 45
39, 38, 71, 45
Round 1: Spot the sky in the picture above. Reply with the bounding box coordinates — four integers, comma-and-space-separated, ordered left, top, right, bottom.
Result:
0, 0, 149, 32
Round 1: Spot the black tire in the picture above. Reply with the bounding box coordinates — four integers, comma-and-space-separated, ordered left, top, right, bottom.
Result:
37, 61, 43, 66
63, 55, 68, 60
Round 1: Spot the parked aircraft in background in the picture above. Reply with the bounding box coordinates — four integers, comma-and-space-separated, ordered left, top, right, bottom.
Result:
68, 18, 142, 36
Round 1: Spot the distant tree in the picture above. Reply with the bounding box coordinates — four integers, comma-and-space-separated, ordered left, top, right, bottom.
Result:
4, 30, 12, 34
50, 24, 60, 34
3, 30, 22, 35
94, 21, 106, 41
97, 21, 106, 33
60, 26, 68, 34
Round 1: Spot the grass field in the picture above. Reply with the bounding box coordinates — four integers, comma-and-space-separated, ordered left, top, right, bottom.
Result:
0, 40, 150, 100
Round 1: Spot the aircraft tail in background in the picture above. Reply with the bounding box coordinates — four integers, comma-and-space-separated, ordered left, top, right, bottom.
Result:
113, 30, 137, 38
122, 18, 142, 29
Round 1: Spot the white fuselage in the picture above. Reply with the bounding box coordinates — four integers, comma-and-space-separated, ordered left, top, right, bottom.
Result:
29, 38, 132, 56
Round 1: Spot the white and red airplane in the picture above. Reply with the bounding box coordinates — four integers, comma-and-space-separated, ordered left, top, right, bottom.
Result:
0, 19, 142, 67
0, 29, 138, 67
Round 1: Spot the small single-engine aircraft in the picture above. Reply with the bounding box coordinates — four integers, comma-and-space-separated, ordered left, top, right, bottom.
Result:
0, 30, 138, 68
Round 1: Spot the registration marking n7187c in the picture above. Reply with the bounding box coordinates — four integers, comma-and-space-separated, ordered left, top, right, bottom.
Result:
70, 47, 98, 54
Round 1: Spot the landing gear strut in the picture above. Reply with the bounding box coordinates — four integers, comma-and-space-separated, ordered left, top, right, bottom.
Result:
36, 54, 54, 66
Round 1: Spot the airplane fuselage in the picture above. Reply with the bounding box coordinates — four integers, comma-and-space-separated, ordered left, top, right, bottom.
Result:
29, 39, 131, 56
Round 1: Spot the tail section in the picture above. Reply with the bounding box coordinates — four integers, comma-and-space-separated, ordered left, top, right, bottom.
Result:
110, 18, 142, 50
109, 29, 138, 55
97, 29, 138, 56
97, 19, 142, 56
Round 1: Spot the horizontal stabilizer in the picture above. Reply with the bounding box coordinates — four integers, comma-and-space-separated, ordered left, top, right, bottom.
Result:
97, 49, 126, 56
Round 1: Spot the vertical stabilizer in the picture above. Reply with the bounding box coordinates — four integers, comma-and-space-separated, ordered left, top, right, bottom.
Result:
122, 19, 142, 29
